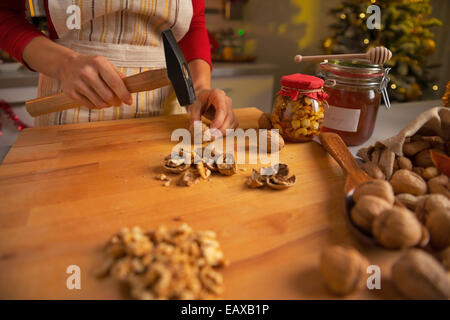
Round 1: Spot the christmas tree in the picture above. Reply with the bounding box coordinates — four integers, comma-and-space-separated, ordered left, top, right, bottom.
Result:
322, 0, 442, 102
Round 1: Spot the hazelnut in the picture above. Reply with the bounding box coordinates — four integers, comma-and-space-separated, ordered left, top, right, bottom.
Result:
389, 169, 427, 196
403, 141, 430, 157
319, 246, 369, 296
361, 162, 385, 180
391, 249, 450, 300
426, 208, 450, 249
353, 179, 395, 205
422, 167, 438, 180
415, 194, 450, 223
372, 207, 423, 249
397, 156, 413, 171
350, 195, 392, 234
428, 175, 450, 198
258, 112, 273, 130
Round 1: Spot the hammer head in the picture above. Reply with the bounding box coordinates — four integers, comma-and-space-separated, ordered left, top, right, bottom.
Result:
162, 29, 196, 106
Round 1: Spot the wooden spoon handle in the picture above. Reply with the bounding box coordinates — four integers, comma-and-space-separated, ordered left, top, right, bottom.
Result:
26, 69, 170, 117
319, 132, 371, 192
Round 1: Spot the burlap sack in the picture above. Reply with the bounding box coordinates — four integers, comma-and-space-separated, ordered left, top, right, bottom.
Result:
357, 106, 449, 179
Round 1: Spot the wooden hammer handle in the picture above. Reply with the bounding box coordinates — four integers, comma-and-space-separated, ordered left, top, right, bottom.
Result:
26, 68, 170, 117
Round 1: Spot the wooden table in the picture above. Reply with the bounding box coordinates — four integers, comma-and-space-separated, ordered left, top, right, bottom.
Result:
0, 108, 403, 299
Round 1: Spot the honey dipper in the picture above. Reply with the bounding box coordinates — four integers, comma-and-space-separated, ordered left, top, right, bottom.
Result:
294, 46, 392, 65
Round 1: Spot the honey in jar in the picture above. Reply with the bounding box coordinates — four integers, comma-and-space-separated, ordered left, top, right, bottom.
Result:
272, 73, 327, 142
318, 60, 391, 146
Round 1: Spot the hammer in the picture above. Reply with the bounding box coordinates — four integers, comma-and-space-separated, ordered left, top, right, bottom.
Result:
25, 30, 196, 117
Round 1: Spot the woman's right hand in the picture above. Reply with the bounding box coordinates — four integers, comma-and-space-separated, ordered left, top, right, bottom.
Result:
23, 37, 133, 108
58, 53, 133, 108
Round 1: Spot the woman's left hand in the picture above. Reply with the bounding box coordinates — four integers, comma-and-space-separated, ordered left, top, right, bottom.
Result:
188, 89, 238, 137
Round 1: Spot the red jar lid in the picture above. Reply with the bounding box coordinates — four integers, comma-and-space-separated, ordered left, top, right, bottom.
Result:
278, 73, 327, 101
281, 73, 324, 90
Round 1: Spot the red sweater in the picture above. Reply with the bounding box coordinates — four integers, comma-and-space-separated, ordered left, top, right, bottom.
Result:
0, 0, 211, 69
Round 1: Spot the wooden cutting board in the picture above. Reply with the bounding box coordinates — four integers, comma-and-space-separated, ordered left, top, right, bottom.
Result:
0, 108, 402, 299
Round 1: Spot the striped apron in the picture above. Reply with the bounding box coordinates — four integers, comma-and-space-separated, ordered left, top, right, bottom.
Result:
35, 0, 193, 127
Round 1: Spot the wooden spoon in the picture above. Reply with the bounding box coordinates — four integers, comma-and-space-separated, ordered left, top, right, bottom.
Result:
318, 132, 429, 247
294, 46, 392, 65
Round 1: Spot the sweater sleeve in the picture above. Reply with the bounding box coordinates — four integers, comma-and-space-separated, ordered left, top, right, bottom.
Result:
0, 1, 46, 66
178, 0, 212, 69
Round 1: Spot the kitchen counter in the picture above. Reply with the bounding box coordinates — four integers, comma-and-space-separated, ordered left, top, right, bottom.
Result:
0, 105, 443, 299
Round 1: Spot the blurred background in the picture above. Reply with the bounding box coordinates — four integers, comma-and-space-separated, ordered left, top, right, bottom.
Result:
0, 0, 449, 160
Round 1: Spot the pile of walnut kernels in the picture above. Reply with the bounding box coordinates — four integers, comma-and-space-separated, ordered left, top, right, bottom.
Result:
96, 224, 228, 300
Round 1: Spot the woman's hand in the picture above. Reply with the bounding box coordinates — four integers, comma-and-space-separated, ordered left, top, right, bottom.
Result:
188, 89, 238, 136
23, 37, 132, 109
58, 53, 132, 108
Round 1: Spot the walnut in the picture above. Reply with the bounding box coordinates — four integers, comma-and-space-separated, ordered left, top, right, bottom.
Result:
353, 179, 395, 204
422, 167, 438, 180
258, 112, 272, 129
361, 162, 385, 180
190, 122, 213, 142
258, 130, 285, 153
178, 168, 200, 187
196, 162, 211, 180
426, 208, 450, 249
319, 246, 369, 296
397, 156, 413, 171
98, 224, 227, 300
350, 195, 392, 234
372, 207, 424, 249
428, 175, 450, 198
415, 194, 450, 223
391, 249, 450, 300
403, 141, 430, 157
441, 247, 450, 271
389, 169, 427, 196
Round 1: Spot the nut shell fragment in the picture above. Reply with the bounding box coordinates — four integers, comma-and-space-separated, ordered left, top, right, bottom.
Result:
267, 175, 296, 190
246, 169, 266, 188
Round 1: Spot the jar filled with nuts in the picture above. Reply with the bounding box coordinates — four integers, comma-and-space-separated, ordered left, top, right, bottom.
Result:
272, 73, 327, 142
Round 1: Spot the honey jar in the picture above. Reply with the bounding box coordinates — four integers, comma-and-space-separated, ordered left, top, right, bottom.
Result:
272, 73, 327, 142
318, 60, 391, 146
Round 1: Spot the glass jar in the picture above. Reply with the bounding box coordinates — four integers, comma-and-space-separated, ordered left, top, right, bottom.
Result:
272, 73, 327, 142
318, 60, 390, 146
